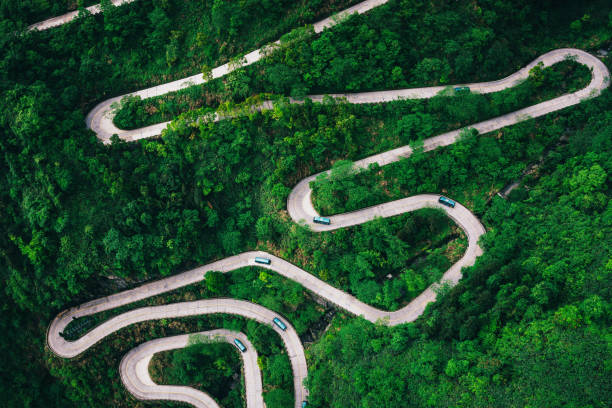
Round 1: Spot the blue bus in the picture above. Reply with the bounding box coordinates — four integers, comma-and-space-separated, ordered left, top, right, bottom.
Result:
273, 317, 287, 331
454, 86, 470, 93
313, 216, 331, 225
254, 257, 271, 265
438, 196, 456, 208
302, 402, 308, 408
234, 338, 247, 352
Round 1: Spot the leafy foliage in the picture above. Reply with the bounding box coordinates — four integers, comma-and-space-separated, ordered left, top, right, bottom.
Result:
0, 0, 611, 407
149, 342, 244, 407
306, 94, 612, 407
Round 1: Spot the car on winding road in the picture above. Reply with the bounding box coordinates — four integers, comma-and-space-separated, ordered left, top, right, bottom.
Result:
313, 216, 331, 225
254, 257, 271, 265
454, 86, 470, 93
234, 338, 247, 352
438, 196, 456, 208
273, 317, 287, 331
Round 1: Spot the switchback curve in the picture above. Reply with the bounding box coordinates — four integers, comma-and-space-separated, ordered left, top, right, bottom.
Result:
49, 298, 308, 406
286, 52, 610, 233
120, 330, 264, 408
47, 191, 484, 405
89, 47, 607, 143
81, 0, 390, 143
37, 1, 610, 408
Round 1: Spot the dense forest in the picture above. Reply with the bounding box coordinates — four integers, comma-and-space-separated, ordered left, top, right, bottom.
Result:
0, 0, 611, 407
149, 341, 245, 407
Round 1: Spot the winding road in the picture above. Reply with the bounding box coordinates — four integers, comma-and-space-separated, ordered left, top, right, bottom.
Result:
50, 297, 308, 407
121, 329, 264, 408
37, 1, 610, 408
82, 0, 390, 143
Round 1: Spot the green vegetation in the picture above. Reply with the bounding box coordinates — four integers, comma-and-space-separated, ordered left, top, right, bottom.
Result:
149, 342, 244, 408
2, 0, 361, 110
60, 263, 329, 341
62, 210, 463, 344
305, 99, 612, 406
112, 58, 590, 130
1, 0, 611, 407
49, 313, 297, 408
263, 210, 466, 311
4, 0, 100, 25
309, 61, 592, 215
311, 121, 546, 216
258, 0, 611, 91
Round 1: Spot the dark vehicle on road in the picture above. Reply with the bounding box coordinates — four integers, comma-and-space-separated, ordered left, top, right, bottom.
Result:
254, 257, 271, 265
454, 86, 470, 93
273, 317, 287, 331
234, 338, 247, 352
438, 196, 456, 208
313, 216, 331, 225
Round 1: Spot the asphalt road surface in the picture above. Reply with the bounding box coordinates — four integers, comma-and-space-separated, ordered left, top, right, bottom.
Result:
84, 48, 608, 143
120, 329, 265, 408
37, 1, 611, 407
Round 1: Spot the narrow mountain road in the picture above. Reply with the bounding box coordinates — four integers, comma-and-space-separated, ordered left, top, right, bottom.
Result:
120, 329, 264, 408
32, 2, 608, 147
28, 0, 136, 31
82, 0, 390, 143
36, 1, 610, 408
49, 298, 308, 406
47, 199, 481, 406
87, 47, 607, 143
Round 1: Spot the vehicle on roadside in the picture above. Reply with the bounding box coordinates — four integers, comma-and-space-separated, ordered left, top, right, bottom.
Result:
254, 257, 271, 265
313, 216, 331, 225
438, 196, 456, 208
302, 401, 308, 408
273, 317, 287, 331
454, 86, 470, 93
234, 338, 247, 352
